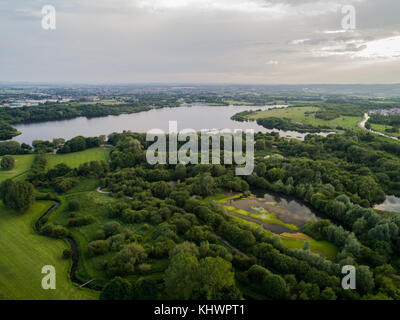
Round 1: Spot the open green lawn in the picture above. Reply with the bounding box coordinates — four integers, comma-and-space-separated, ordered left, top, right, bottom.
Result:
46, 148, 110, 169
331, 116, 363, 130
248, 106, 333, 126
0, 201, 98, 300
370, 123, 400, 138
280, 235, 338, 260
0, 154, 35, 183
247, 106, 363, 131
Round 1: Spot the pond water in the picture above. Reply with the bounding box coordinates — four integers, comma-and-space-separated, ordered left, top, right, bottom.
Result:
12, 104, 332, 144
374, 195, 400, 213
225, 192, 320, 234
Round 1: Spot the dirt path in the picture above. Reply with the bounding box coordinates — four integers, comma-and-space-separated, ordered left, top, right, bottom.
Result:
97, 187, 133, 199
359, 113, 399, 141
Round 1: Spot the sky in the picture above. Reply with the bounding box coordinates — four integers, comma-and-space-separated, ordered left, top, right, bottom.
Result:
1, 0, 400, 84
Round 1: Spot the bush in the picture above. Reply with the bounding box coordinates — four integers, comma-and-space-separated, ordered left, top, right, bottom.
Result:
62, 249, 72, 259
68, 200, 81, 212
100, 277, 132, 300
95, 229, 106, 240
87, 240, 110, 256
67, 215, 96, 227
102, 221, 121, 237
137, 263, 152, 275
1, 155, 15, 170
41, 224, 70, 238
107, 243, 147, 276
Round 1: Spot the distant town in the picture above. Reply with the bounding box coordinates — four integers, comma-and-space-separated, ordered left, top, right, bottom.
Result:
369, 107, 400, 116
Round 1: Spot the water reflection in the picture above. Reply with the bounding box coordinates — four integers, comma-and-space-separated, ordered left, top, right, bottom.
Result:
12, 104, 333, 144
374, 195, 400, 213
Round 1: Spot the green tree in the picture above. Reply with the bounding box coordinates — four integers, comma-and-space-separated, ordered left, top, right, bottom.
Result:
193, 257, 238, 300
107, 243, 147, 276
320, 287, 337, 300
164, 252, 199, 300
1, 155, 15, 170
100, 277, 132, 300
131, 278, 158, 300
1, 180, 35, 212
356, 265, 375, 295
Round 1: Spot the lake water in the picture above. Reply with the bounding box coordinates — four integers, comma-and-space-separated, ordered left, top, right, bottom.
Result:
374, 195, 400, 213
225, 192, 319, 234
12, 104, 332, 144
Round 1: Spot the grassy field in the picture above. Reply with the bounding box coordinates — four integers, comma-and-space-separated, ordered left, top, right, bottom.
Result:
247, 106, 363, 131
280, 233, 338, 260
331, 116, 363, 130
370, 123, 400, 138
247, 106, 329, 126
0, 154, 35, 183
46, 148, 110, 169
0, 200, 98, 300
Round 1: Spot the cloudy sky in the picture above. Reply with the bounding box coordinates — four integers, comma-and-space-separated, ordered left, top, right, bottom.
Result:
1, 0, 400, 84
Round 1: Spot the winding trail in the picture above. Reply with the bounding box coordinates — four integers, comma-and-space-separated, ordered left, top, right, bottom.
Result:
359, 113, 399, 141
97, 187, 133, 199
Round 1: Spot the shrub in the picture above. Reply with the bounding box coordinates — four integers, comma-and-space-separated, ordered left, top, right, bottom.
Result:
87, 240, 110, 256
137, 263, 152, 275
62, 249, 72, 259
68, 200, 81, 212
1, 155, 15, 170
102, 221, 121, 237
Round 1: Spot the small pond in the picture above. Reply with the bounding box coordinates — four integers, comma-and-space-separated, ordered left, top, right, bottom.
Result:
374, 195, 400, 213
224, 192, 320, 234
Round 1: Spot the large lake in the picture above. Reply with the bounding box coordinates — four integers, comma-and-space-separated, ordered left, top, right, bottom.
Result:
12, 104, 332, 144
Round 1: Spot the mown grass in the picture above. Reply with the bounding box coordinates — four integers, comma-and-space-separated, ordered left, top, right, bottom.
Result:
247, 106, 329, 126
331, 116, 363, 130
0, 154, 35, 183
280, 234, 338, 260
46, 148, 110, 169
0, 200, 98, 300
247, 106, 363, 131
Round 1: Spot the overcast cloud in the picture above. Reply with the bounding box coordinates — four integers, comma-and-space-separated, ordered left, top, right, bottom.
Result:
0, 0, 399, 84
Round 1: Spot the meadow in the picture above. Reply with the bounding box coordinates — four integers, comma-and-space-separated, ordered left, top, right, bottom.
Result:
246, 106, 363, 131
0, 200, 98, 300
370, 123, 400, 138
46, 148, 110, 168
0, 154, 35, 183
